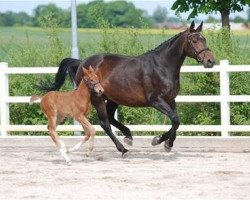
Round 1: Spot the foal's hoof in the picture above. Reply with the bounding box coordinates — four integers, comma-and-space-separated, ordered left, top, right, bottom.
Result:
124, 137, 133, 146
66, 148, 71, 153
152, 136, 161, 146
164, 140, 172, 152
122, 148, 129, 158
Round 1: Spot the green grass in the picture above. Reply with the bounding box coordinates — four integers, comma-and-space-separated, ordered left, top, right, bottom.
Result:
0, 26, 249, 136
1, 26, 249, 65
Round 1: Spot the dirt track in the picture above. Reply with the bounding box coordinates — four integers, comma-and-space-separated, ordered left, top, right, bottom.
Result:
0, 136, 250, 200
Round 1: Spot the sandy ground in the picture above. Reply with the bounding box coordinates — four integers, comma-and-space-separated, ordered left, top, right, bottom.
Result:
0, 136, 250, 200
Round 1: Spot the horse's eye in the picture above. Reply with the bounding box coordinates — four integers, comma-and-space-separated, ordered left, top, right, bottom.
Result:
193, 40, 197, 43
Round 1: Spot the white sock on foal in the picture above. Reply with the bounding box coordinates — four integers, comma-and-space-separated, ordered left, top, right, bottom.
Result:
59, 140, 71, 164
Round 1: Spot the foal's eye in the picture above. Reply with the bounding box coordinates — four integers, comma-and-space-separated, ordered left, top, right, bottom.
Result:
193, 40, 197, 43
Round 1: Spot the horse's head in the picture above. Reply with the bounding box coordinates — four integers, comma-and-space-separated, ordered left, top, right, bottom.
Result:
184, 21, 215, 68
82, 66, 104, 96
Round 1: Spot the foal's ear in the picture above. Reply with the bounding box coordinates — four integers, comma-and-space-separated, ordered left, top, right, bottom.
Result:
196, 21, 203, 32
82, 67, 89, 75
190, 21, 195, 32
89, 65, 95, 72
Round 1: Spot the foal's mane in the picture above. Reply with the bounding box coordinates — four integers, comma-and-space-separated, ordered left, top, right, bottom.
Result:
145, 29, 188, 54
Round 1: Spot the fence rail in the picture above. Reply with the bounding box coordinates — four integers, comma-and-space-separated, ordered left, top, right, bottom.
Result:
0, 60, 249, 137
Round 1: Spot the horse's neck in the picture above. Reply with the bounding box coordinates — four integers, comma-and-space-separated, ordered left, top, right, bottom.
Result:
75, 81, 90, 98
154, 34, 187, 77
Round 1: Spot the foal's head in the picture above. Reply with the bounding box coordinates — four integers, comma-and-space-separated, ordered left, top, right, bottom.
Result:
83, 66, 104, 96
184, 21, 215, 68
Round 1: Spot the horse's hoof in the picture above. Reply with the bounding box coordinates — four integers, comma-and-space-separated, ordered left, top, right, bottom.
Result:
152, 136, 161, 146
67, 161, 72, 166
164, 140, 172, 152
84, 153, 90, 157
122, 148, 129, 158
124, 137, 133, 146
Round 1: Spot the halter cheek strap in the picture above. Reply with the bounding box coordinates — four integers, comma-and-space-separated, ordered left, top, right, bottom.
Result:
188, 34, 210, 62
83, 78, 100, 90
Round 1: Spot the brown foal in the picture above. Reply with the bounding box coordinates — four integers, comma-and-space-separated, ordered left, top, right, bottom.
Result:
30, 66, 104, 164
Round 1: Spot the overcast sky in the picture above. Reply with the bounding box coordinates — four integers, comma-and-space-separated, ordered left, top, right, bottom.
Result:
0, 0, 248, 20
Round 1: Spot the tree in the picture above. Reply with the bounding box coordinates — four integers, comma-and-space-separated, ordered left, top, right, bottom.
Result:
33, 3, 70, 27
171, 0, 250, 29
77, 0, 151, 28
13, 12, 32, 26
0, 11, 15, 26
233, 16, 246, 23
153, 5, 168, 23
206, 15, 219, 23
105, 1, 148, 27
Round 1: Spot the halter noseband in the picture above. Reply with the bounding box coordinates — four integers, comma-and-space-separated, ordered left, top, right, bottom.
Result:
187, 33, 210, 62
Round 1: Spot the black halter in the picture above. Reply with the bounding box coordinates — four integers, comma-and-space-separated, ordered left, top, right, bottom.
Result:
187, 33, 210, 62
83, 78, 100, 90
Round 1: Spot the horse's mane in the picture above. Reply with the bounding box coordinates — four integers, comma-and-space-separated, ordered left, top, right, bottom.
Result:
145, 29, 188, 54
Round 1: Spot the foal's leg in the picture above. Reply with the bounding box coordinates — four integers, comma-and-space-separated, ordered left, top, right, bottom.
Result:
48, 115, 71, 164
106, 100, 133, 146
68, 114, 96, 156
151, 100, 179, 152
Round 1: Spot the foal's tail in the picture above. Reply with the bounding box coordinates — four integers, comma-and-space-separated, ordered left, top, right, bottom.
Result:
37, 58, 82, 92
29, 95, 43, 105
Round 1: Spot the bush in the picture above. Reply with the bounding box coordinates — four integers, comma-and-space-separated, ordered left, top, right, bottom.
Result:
2, 21, 249, 136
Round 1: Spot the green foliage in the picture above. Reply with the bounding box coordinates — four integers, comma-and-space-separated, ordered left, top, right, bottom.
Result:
0, 26, 249, 136
0, 1, 152, 28
172, 0, 248, 19
171, 0, 249, 28
153, 5, 168, 23
205, 28, 249, 64
77, 0, 151, 28
33, 3, 70, 27
0, 11, 32, 26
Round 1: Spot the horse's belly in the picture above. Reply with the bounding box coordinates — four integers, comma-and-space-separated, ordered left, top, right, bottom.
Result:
105, 89, 148, 107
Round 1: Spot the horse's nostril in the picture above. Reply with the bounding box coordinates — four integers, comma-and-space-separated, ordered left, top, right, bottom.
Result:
208, 59, 215, 65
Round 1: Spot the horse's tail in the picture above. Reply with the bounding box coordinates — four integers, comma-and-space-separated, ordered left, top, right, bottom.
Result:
29, 95, 43, 105
37, 58, 82, 92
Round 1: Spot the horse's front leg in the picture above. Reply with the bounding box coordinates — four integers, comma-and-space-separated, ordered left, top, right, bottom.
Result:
106, 100, 133, 146
91, 95, 128, 156
151, 99, 180, 152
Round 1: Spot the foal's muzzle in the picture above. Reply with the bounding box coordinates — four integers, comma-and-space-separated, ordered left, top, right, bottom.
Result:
93, 84, 104, 96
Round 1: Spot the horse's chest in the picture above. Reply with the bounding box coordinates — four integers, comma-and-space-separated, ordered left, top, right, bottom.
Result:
155, 79, 180, 101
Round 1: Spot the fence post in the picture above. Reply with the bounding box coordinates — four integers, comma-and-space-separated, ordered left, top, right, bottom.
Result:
0, 62, 10, 136
220, 60, 230, 137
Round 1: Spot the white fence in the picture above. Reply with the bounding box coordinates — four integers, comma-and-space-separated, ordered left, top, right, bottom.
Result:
0, 60, 249, 137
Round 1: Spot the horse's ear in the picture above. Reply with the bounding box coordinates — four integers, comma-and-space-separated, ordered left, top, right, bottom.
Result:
82, 67, 89, 75
190, 21, 195, 32
196, 21, 203, 32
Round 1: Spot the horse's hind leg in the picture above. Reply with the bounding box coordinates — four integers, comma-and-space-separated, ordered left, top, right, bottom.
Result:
48, 116, 71, 164
106, 100, 133, 146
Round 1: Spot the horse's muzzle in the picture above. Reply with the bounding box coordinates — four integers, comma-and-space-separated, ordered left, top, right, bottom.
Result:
203, 59, 215, 68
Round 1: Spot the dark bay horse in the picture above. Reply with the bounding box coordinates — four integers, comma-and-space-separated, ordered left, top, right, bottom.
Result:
39, 22, 215, 156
